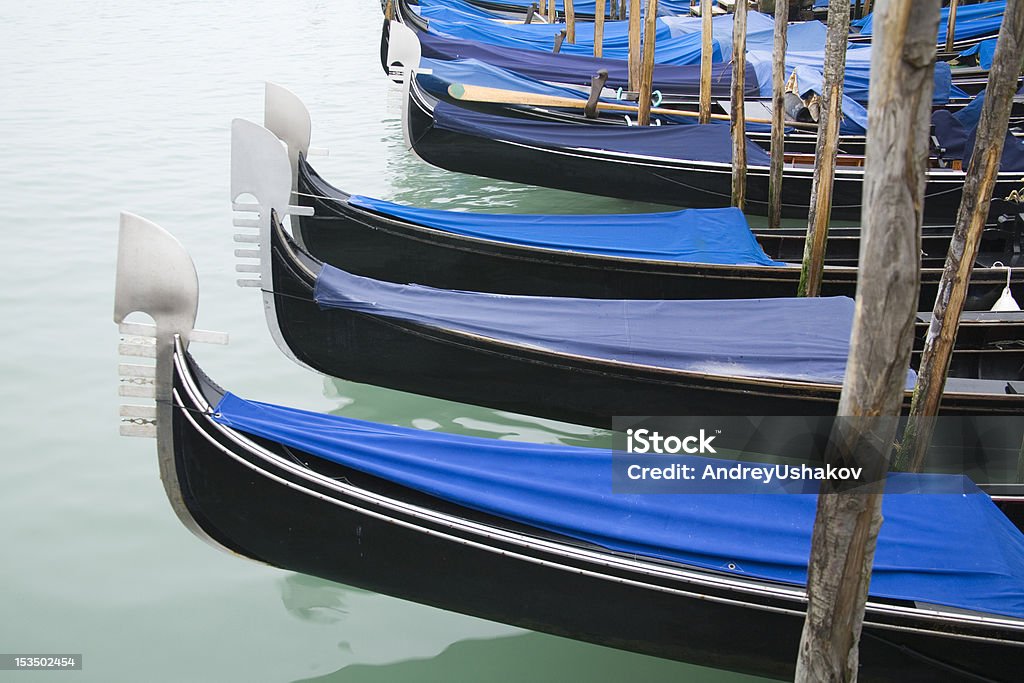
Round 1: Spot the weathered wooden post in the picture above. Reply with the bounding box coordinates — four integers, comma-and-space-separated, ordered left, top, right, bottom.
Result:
863, 0, 873, 16
565, 0, 576, 43
549, 0, 557, 24
699, 0, 713, 123
797, 0, 850, 298
731, 0, 748, 207
638, 0, 660, 125
794, 2, 942, 680
768, 0, 789, 226
628, 0, 642, 93
896, 0, 1024, 473
945, 0, 960, 54
595, 0, 606, 57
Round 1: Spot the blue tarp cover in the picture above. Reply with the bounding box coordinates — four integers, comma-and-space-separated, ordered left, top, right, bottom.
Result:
932, 90, 1024, 172
854, 1, 1005, 42
747, 43, 959, 105
431, 100, 773, 165
417, 29, 754, 94
314, 265, 898, 385
960, 38, 997, 69
419, 1, 698, 63
347, 196, 783, 266
212, 393, 1024, 620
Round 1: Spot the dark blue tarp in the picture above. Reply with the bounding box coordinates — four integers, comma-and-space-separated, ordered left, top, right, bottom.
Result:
348, 196, 784, 266
212, 392, 1024, 620
932, 90, 1024, 172
431, 100, 774, 165
314, 264, 907, 386
417, 29, 756, 95
854, 1, 1005, 43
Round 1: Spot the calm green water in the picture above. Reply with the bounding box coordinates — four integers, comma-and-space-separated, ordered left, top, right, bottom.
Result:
0, 2, 764, 681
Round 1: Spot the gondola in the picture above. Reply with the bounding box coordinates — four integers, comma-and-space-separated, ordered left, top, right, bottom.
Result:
251, 82, 1024, 311
229, 115, 1024, 439
401, 62, 1024, 222
115, 211, 1024, 682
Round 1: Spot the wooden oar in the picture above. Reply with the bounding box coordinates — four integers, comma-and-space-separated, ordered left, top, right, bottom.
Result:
447, 82, 821, 130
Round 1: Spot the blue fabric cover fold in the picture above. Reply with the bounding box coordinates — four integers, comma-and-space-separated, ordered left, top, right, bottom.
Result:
347, 196, 783, 266
430, 100, 773, 165
314, 264, 896, 385
211, 392, 1024, 620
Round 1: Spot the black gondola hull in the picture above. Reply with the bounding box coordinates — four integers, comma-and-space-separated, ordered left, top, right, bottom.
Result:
170, 352, 1024, 682
270, 231, 1024, 428
405, 80, 1022, 223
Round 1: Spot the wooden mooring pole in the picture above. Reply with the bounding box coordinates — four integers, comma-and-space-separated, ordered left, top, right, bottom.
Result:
638, 0, 659, 125
895, 0, 1024, 473
768, 0, 788, 226
731, 0, 748, 208
565, 0, 576, 43
595, 0, 605, 56
794, 2, 942, 680
699, 0, 713, 123
797, 0, 850, 297
945, 0, 960, 54
629, 0, 642, 92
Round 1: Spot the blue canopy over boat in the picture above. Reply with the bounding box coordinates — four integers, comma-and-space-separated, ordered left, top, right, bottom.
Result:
854, 0, 1005, 43
416, 26, 758, 94
314, 262, 910, 386
212, 392, 1024, 620
347, 195, 784, 266
430, 99, 774, 163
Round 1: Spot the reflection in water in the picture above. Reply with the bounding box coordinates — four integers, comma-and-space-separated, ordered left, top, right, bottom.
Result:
323, 376, 610, 448
279, 574, 522, 674
294, 629, 765, 683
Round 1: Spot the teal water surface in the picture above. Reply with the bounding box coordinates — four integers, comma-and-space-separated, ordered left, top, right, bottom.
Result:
0, 2, 765, 680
